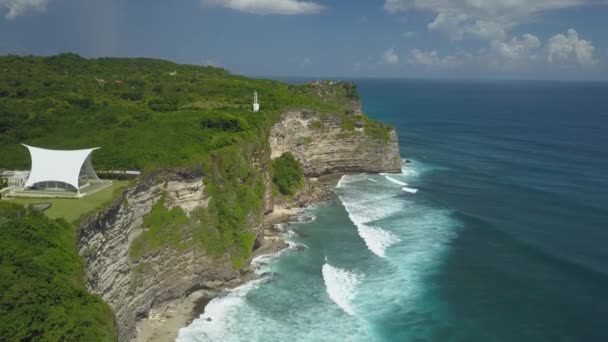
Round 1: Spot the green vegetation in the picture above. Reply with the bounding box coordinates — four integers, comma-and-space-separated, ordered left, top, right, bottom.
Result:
8, 181, 130, 223
271, 152, 305, 196
0, 53, 350, 172
130, 192, 189, 259
0, 202, 115, 341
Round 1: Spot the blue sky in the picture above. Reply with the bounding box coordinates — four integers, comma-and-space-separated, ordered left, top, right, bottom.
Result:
1, 0, 607, 80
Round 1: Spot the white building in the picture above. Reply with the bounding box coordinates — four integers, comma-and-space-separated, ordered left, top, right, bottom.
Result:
1, 170, 30, 188
21, 144, 101, 193
253, 90, 260, 112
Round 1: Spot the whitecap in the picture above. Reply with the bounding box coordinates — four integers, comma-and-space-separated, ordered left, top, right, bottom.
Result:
402, 187, 418, 194
367, 178, 377, 183
356, 223, 399, 258
384, 175, 408, 186
322, 263, 360, 316
337, 180, 402, 257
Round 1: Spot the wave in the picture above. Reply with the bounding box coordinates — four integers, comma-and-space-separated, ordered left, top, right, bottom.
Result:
177, 277, 265, 342
402, 187, 418, 194
367, 178, 377, 183
337, 179, 402, 258
356, 224, 399, 258
385, 175, 408, 186
322, 262, 360, 316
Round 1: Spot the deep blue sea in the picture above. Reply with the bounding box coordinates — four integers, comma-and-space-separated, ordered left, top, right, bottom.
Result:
179, 79, 608, 341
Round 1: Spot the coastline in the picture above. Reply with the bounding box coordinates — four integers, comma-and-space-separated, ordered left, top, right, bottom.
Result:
132, 175, 340, 341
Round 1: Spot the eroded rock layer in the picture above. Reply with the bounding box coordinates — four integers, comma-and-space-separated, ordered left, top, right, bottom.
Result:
269, 110, 401, 176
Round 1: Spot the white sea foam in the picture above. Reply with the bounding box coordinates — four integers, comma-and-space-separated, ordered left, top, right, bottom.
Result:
367, 178, 377, 183
402, 187, 418, 194
384, 175, 408, 186
336, 175, 350, 188
177, 278, 265, 342
356, 224, 400, 258
337, 178, 402, 258
322, 263, 360, 316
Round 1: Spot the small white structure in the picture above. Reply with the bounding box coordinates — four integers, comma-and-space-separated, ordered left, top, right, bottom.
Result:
253, 90, 260, 112
22, 144, 101, 193
1, 170, 30, 188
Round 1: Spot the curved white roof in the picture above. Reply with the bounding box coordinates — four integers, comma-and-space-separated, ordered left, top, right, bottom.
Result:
22, 144, 99, 190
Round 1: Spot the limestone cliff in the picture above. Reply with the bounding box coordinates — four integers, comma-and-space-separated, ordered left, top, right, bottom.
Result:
78, 107, 401, 342
269, 110, 401, 176
78, 171, 249, 342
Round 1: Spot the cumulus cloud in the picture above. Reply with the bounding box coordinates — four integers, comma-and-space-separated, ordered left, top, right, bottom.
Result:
490, 33, 541, 62
0, 0, 47, 19
383, 48, 399, 65
546, 29, 597, 66
383, 0, 602, 41
202, 0, 324, 15
411, 29, 598, 69
408, 49, 462, 67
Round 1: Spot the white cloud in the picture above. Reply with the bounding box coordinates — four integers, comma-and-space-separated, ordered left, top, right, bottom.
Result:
546, 29, 598, 66
410, 29, 599, 70
383, 48, 400, 65
383, 0, 602, 41
0, 0, 47, 19
408, 49, 462, 67
490, 33, 541, 62
202, 0, 324, 15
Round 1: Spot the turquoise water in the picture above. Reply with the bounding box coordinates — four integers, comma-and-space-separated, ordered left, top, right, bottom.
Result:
179, 79, 608, 341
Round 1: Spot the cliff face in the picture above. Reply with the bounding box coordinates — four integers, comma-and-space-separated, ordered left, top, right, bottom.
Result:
269, 110, 402, 176
78, 107, 402, 342
78, 171, 248, 342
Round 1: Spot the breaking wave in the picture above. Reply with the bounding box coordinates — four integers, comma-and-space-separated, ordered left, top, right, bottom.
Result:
384, 175, 408, 186
322, 262, 360, 316
402, 187, 418, 193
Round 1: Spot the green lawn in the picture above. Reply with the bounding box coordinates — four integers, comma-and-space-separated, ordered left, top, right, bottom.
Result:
6, 181, 130, 223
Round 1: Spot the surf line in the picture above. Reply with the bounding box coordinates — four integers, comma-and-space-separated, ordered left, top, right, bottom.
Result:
384, 175, 408, 186
402, 187, 418, 193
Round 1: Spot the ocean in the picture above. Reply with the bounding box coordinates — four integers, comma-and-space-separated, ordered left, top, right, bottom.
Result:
178, 79, 608, 341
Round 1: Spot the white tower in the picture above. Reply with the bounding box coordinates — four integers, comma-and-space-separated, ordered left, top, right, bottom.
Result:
253, 90, 260, 112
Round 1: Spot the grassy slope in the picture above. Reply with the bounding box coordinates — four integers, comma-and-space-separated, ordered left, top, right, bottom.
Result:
8, 181, 130, 223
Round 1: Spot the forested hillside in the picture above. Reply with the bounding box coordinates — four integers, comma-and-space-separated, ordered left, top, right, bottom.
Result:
0, 53, 359, 171
0, 202, 115, 341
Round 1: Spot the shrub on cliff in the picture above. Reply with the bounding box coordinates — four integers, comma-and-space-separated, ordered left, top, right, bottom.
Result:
271, 152, 304, 196
0, 202, 114, 341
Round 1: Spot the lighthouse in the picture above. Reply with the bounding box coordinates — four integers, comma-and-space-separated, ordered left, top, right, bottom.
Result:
253, 90, 260, 112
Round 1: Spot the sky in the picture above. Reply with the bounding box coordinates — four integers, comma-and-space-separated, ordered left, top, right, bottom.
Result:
1, 0, 607, 80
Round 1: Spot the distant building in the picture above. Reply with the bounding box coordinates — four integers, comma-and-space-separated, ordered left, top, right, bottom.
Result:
21, 144, 101, 194
253, 90, 260, 112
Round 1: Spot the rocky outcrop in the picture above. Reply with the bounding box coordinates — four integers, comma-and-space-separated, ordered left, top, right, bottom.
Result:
269, 110, 401, 176
78, 171, 248, 342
